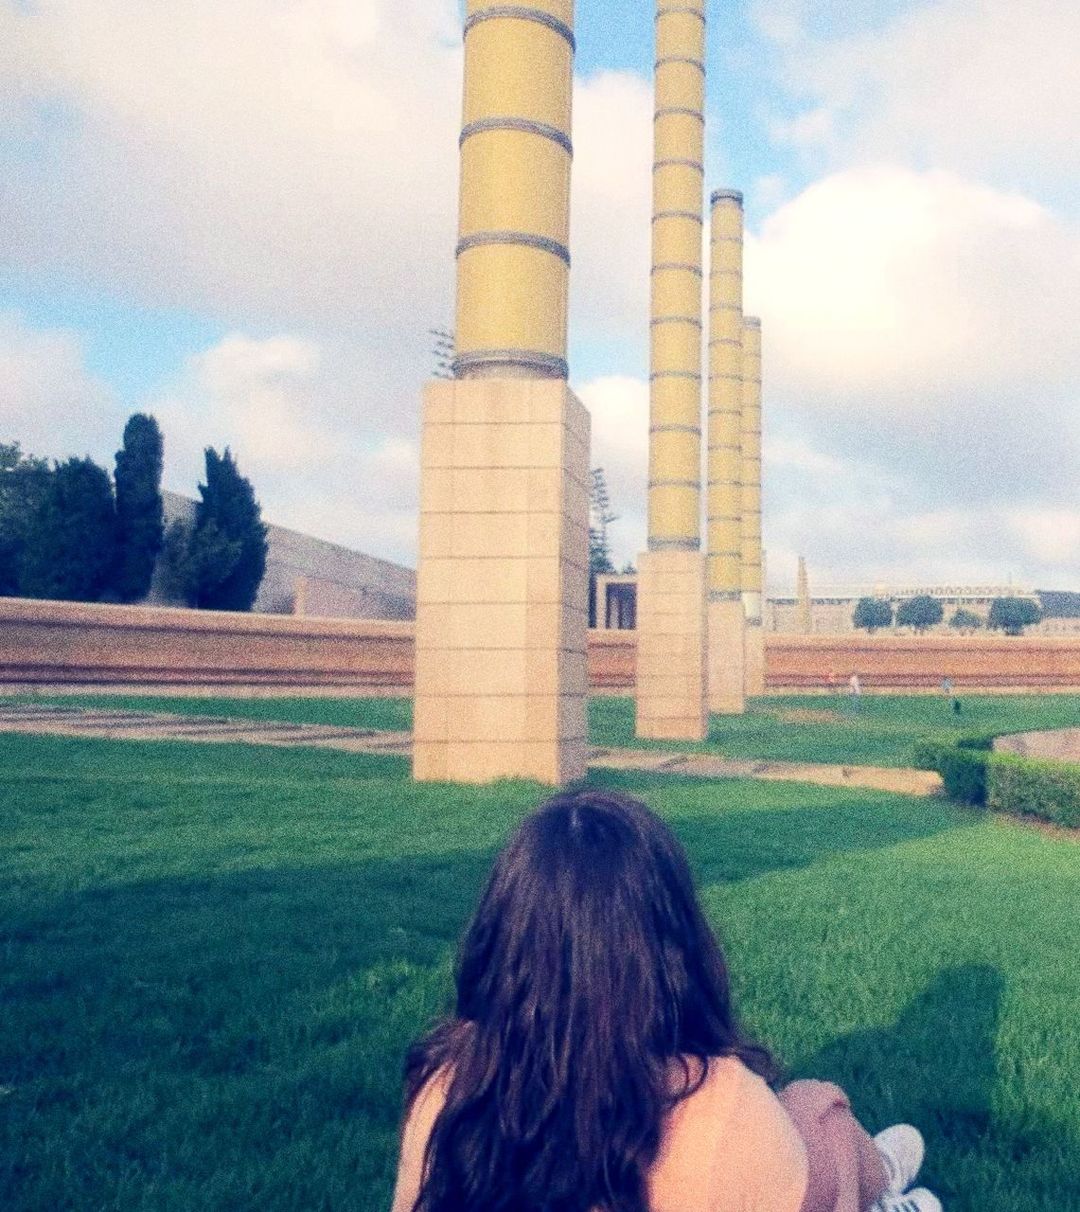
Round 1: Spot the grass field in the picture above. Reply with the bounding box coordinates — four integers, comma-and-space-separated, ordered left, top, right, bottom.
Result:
590, 693, 1080, 768
18, 691, 1080, 768
2, 729, 1078, 1211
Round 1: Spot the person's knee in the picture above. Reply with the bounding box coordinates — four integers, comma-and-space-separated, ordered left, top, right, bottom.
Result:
780, 1079, 850, 1123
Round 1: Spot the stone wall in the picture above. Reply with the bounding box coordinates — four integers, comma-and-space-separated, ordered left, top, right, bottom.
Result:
2, 598, 1078, 695
0, 597, 412, 692
765, 634, 1080, 692
154, 492, 415, 620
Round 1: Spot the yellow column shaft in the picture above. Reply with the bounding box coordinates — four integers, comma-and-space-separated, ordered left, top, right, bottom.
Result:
707, 189, 744, 598
455, 1, 575, 379
648, 0, 706, 550
740, 317, 763, 619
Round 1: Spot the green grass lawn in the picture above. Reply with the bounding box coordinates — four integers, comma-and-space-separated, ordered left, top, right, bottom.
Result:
2, 732, 1078, 1211
591, 693, 1080, 768
16, 690, 1080, 769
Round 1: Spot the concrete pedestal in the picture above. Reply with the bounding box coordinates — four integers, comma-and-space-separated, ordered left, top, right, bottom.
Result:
635, 549, 707, 741
744, 621, 766, 698
707, 595, 746, 715
413, 378, 590, 784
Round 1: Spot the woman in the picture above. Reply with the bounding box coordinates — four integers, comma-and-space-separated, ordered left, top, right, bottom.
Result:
391, 789, 940, 1212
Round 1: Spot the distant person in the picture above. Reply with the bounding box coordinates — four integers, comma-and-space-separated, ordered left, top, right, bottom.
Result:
392, 790, 940, 1212
941, 678, 961, 714
849, 673, 862, 712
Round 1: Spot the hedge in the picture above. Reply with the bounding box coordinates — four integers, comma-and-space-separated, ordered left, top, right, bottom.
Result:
912, 740, 990, 805
988, 753, 1080, 829
914, 737, 1080, 827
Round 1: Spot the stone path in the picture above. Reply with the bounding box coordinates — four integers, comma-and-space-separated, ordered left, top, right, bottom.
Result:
588, 747, 941, 796
0, 702, 412, 756
0, 703, 941, 796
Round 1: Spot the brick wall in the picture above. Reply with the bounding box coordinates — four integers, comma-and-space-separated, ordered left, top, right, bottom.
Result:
2, 598, 1078, 695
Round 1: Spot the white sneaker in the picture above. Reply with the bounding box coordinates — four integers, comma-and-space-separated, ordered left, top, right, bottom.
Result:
874, 1124, 925, 1194
875, 1189, 942, 1212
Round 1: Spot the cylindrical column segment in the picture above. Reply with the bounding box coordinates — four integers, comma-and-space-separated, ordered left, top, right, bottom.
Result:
707, 189, 744, 597
454, 1, 575, 379
740, 317, 763, 621
648, 0, 706, 550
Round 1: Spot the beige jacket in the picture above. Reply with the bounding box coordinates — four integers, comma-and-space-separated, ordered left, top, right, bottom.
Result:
390, 1055, 809, 1212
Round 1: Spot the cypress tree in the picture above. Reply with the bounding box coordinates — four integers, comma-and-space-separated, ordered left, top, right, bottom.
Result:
19, 457, 118, 602
0, 443, 50, 596
193, 448, 268, 611
113, 413, 165, 603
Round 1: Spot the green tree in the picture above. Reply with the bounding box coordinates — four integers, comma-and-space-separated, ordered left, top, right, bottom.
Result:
159, 517, 243, 608
852, 597, 893, 633
113, 414, 165, 603
19, 457, 118, 602
0, 442, 50, 596
192, 448, 268, 611
896, 595, 945, 633
589, 467, 617, 576
949, 608, 984, 633
988, 596, 1042, 636
589, 467, 618, 629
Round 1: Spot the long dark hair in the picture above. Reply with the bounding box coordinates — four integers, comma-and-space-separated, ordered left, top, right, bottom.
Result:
404, 788, 777, 1212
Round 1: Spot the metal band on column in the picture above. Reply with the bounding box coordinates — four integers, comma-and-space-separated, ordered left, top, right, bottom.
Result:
454, 1, 575, 379
707, 189, 744, 600
741, 316, 764, 621
648, 0, 706, 550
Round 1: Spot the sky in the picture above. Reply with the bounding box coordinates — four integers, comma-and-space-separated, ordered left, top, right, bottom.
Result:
1, 0, 1077, 594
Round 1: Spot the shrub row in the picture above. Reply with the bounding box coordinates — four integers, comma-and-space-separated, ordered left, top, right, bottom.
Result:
988, 755, 1080, 829
913, 738, 1080, 828
912, 740, 991, 804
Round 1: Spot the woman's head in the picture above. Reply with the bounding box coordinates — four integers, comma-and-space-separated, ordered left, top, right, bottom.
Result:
458, 788, 736, 1067
406, 788, 775, 1212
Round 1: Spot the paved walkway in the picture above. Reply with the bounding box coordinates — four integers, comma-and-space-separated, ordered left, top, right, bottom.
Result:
588, 747, 941, 796
0, 703, 941, 796
0, 702, 412, 755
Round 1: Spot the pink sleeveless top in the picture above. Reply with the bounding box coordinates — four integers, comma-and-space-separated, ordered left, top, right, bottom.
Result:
390, 1055, 809, 1212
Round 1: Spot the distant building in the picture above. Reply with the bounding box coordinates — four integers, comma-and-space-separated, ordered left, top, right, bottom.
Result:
148, 492, 415, 620
593, 572, 637, 629
769, 584, 1079, 635
590, 574, 1080, 635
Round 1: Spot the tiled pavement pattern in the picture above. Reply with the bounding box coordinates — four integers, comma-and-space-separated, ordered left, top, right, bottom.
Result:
0, 703, 411, 756
0, 703, 941, 795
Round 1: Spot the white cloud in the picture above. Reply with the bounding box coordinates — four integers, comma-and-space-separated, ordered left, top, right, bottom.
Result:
0, 312, 123, 462
747, 167, 1080, 399
1007, 508, 1080, 568
745, 166, 1080, 507
151, 332, 420, 561
1, 2, 653, 356
1, 0, 461, 338
770, 0, 1080, 202
571, 71, 653, 346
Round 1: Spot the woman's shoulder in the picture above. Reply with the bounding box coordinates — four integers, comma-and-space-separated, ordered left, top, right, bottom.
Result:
653, 1057, 808, 1212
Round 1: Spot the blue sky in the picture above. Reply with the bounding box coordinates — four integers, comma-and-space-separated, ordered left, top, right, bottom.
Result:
1, 0, 1078, 591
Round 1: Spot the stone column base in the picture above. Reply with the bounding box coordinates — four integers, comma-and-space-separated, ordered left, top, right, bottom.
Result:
413, 378, 590, 785
635, 549, 707, 741
744, 622, 766, 698
707, 595, 746, 715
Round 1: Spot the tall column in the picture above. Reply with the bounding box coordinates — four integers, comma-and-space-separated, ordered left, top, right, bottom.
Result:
414, 0, 590, 784
741, 316, 766, 697
796, 555, 812, 633
705, 189, 746, 715
635, 0, 708, 742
